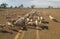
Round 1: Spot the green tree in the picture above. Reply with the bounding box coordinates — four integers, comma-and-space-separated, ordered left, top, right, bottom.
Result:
0, 3, 8, 8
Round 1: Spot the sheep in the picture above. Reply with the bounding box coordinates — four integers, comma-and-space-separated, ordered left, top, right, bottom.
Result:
14, 17, 25, 26
49, 15, 58, 22
28, 12, 36, 19
39, 21, 42, 24
40, 16, 44, 20
27, 22, 33, 26
7, 22, 14, 27
6, 16, 11, 19
39, 25, 48, 30
17, 16, 21, 18
13, 17, 28, 30
30, 19, 33, 22
39, 19, 49, 24
6, 22, 14, 30
40, 16, 43, 20
6, 22, 19, 32
37, 16, 40, 21
0, 24, 6, 28
24, 13, 30, 18
25, 18, 30, 25
38, 22, 49, 30
39, 17, 43, 24
26, 18, 30, 22
35, 20, 38, 26
0, 24, 12, 34
39, 16, 49, 24
49, 15, 54, 20
41, 20, 49, 24
24, 11, 36, 19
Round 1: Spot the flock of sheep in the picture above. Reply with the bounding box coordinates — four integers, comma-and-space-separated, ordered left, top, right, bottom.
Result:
0, 10, 59, 34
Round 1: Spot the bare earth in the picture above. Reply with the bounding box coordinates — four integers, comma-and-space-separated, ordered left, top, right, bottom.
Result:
0, 8, 60, 39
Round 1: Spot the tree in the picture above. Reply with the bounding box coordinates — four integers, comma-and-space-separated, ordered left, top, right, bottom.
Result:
18, 6, 21, 8
19, 4, 24, 8
0, 3, 8, 8
27, 7, 30, 8
31, 5, 35, 8
10, 6, 13, 8
48, 6, 53, 8
15, 6, 17, 8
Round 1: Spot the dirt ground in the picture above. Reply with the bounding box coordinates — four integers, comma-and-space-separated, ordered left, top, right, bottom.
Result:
0, 8, 60, 39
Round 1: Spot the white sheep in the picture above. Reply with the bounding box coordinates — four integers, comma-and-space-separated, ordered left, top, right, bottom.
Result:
0, 24, 6, 28
35, 20, 38, 26
40, 16, 44, 20
26, 18, 30, 22
39, 20, 42, 24
49, 15, 54, 20
30, 19, 33, 22
14, 17, 24, 24
37, 16, 40, 20
7, 22, 14, 27
49, 15, 58, 22
27, 22, 33, 25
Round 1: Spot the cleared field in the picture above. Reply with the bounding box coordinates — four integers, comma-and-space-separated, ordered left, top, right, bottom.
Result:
0, 8, 60, 39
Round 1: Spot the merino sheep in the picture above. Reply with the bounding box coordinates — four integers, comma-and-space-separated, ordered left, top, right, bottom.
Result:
37, 16, 40, 21
0, 24, 6, 28
30, 19, 33, 22
26, 18, 30, 22
7, 22, 14, 27
35, 20, 38, 26
49, 15, 58, 22
40, 16, 44, 20
6, 16, 11, 19
49, 15, 54, 20
39, 25, 48, 30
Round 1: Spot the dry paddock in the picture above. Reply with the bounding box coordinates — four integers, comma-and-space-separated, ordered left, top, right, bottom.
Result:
0, 8, 60, 39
